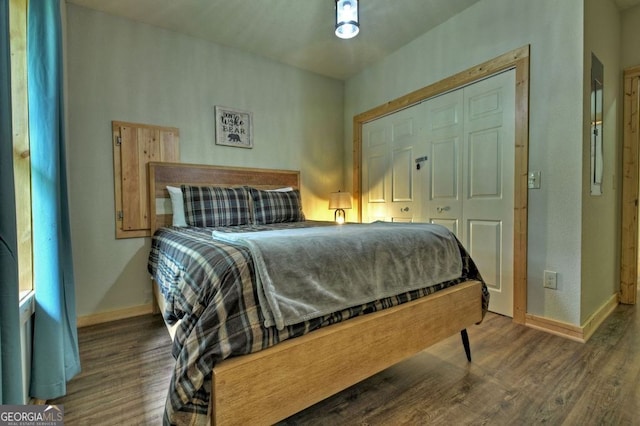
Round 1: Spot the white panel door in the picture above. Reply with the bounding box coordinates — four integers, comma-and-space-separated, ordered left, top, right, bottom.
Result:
422, 89, 464, 235
362, 107, 424, 223
362, 119, 389, 222
421, 70, 515, 316
463, 70, 515, 317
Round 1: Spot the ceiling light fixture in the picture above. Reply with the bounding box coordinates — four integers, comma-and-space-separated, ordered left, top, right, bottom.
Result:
335, 0, 359, 39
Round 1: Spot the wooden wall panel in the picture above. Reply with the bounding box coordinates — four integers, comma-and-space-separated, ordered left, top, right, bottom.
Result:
113, 121, 179, 238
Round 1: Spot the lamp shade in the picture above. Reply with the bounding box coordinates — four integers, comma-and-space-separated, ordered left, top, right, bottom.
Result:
335, 0, 359, 39
329, 191, 352, 210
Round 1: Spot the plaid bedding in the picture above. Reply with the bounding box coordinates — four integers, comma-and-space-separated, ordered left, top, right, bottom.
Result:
147, 221, 489, 426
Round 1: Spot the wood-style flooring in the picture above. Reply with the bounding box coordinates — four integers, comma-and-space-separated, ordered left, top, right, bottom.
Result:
51, 305, 640, 425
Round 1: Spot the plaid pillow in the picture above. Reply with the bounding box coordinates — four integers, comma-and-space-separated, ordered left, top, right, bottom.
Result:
250, 188, 305, 224
181, 185, 252, 227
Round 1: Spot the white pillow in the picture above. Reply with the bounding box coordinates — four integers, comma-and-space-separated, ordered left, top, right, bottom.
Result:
166, 186, 187, 227
266, 187, 293, 192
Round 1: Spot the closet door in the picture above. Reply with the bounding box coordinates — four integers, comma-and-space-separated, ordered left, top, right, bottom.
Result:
462, 70, 515, 317
362, 106, 423, 223
423, 89, 464, 236
422, 70, 515, 316
362, 117, 389, 222
361, 70, 515, 317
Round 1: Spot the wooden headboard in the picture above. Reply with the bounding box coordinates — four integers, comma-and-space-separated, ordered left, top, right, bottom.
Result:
148, 162, 301, 232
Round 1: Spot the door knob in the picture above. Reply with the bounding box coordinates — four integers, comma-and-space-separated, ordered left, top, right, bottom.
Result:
401, 207, 410, 212
436, 206, 450, 213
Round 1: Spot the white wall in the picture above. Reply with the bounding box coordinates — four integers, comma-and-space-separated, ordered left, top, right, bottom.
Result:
581, 0, 622, 323
65, 4, 344, 317
621, 4, 640, 68
345, 0, 587, 325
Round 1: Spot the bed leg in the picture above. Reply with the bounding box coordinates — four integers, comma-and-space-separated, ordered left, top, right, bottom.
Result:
460, 329, 471, 362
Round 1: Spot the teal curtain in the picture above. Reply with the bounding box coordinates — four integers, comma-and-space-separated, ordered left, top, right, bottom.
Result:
28, 0, 81, 399
0, 0, 25, 405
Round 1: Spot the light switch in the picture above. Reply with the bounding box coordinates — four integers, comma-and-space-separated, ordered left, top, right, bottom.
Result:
528, 171, 541, 189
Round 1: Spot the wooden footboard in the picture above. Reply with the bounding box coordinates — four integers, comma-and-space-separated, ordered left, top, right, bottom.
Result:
210, 279, 483, 425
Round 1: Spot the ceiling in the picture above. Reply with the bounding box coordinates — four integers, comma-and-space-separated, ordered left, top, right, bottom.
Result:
67, 0, 640, 81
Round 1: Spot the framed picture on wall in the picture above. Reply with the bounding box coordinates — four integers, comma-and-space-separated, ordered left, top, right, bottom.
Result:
214, 106, 253, 148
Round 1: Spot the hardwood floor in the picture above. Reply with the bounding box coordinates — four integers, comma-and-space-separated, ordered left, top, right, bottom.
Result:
49, 315, 173, 425
51, 305, 640, 425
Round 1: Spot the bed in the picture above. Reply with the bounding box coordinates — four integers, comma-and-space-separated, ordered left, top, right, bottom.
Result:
146, 161, 489, 426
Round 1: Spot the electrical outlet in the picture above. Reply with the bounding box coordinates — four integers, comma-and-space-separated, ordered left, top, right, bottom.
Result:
543, 270, 557, 289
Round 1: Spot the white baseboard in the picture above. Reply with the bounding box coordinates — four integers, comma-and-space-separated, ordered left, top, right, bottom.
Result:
77, 304, 154, 328
580, 293, 619, 341
525, 293, 618, 343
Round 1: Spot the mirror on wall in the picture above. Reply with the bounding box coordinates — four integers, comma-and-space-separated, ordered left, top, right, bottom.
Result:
591, 53, 603, 196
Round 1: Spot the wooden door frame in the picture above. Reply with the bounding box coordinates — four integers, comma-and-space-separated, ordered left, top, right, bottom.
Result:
620, 66, 640, 305
352, 45, 530, 324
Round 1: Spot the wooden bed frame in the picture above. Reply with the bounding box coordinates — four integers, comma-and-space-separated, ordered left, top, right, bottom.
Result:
148, 161, 484, 425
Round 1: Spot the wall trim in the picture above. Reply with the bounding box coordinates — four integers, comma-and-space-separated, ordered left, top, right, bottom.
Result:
620, 65, 640, 304
77, 304, 153, 328
581, 293, 619, 341
525, 293, 618, 343
525, 314, 584, 342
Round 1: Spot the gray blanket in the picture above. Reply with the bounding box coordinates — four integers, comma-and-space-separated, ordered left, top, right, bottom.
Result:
212, 222, 462, 330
